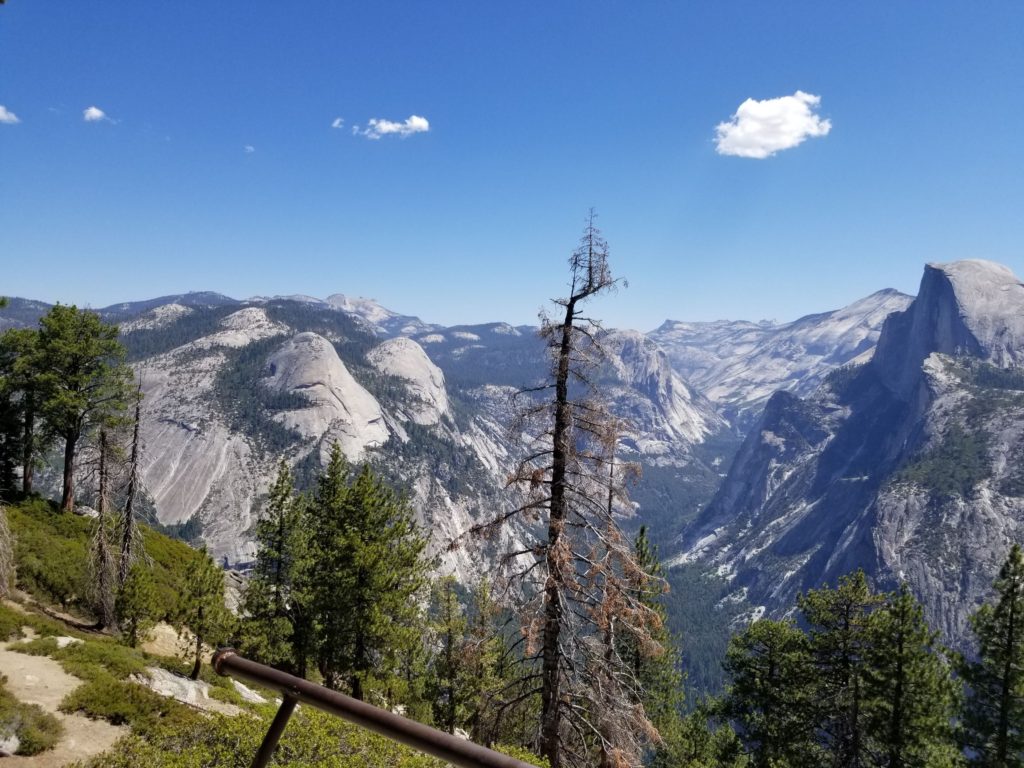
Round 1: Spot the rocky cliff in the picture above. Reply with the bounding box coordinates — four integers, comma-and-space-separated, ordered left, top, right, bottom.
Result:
678, 260, 1024, 642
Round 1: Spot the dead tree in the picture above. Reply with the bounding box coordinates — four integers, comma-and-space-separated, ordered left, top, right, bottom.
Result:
0, 504, 14, 599
117, 381, 146, 588
468, 213, 664, 768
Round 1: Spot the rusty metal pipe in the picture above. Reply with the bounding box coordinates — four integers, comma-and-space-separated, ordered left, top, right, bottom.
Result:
213, 648, 538, 768
250, 695, 296, 768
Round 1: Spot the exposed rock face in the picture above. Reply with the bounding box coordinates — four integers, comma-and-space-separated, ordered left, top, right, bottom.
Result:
678, 260, 1024, 644
140, 342, 266, 561
651, 289, 913, 425
367, 337, 449, 425
265, 332, 389, 460
603, 330, 726, 455
121, 303, 192, 332
191, 307, 289, 350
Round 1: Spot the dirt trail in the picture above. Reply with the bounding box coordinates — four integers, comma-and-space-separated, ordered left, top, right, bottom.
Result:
0, 631, 126, 767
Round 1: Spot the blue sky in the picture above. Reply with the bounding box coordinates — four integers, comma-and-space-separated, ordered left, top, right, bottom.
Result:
1, 2, 1022, 330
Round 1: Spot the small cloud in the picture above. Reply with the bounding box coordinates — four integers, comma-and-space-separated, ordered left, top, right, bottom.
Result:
83, 105, 111, 123
715, 91, 831, 159
354, 114, 430, 140
0, 105, 20, 124
244, 145, 256, 154
331, 117, 345, 129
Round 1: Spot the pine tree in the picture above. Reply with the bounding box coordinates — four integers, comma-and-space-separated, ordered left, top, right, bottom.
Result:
306, 444, 431, 700
0, 328, 44, 497
799, 570, 884, 767
864, 584, 961, 768
961, 544, 1024, 767
35, 305, 132, 512
116, 561, 158, 648
427, 575, 470, 733
239, 460, 311, 674
463, 577, 519, 745
623, 526, 687, 768
723, 617, 820, 768
177, 549, 233, 679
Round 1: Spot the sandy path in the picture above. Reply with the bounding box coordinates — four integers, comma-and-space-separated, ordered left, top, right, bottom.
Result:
0, 635, 126, 766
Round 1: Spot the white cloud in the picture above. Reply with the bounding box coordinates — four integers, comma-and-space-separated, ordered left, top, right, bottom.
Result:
0, 106, 20, 125
715, 91, 831, 159
83, 105, 110, 123
354, 114, 430, 140
244, 145, 255, 154
331, 117, 345, 129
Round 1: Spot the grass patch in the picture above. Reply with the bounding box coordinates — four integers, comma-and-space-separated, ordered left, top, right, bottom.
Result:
0, 602, 75, 642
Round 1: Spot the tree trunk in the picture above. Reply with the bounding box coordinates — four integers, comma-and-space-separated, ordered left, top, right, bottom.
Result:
997, 590, 1016, 766
540, 301, 576, 768
21, 398, 33, 495
118, 393, 142, 587
887, 621, 905, 768
60, 432, 77, 512
191, 610, 204, 680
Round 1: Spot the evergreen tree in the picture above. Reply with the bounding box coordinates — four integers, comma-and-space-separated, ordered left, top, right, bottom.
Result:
623, 526, 687, 768
463, 577, 519, 745
671, 701, 747, 768
239, 460, 311, 675
35, 305, 132, 512
427, 575, 470, 733
177, 549, 233, 679
800, 570, 884, 767
723, 617, 820, 768
0, 328, 44, 497
116, 561, 159, 648
961, 544, 1024, 767
306, 444, 431, 701
864, 584, 961, 768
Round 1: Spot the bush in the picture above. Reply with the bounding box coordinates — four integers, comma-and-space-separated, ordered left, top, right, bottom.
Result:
60, 673, 199, 734
7, 498, 90, 608
77, 705, 546, 768
5, 497, 210, 623
0, 676, 63, 755
0, 604, 25, 641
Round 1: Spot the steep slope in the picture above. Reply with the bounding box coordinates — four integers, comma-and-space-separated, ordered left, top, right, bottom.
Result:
265, 332, 389, 459
651, 289, 913, 425
113, 294, 736, 568
678, 260, 1024, 642
366, 337, 449, 425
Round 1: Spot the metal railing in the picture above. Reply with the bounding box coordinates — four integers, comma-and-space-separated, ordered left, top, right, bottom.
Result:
212, 648, 537, 768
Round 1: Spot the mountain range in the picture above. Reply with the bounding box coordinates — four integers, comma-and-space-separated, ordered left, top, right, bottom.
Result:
6, 260, 1022, 648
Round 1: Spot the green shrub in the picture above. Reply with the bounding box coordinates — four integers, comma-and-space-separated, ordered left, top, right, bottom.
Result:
0, 604, 26, 641
60, 673, 198, 733
0, 677, 63, 755
74, 705, 540, 768
5, 497, 210, 623
7, 498, 90, 608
